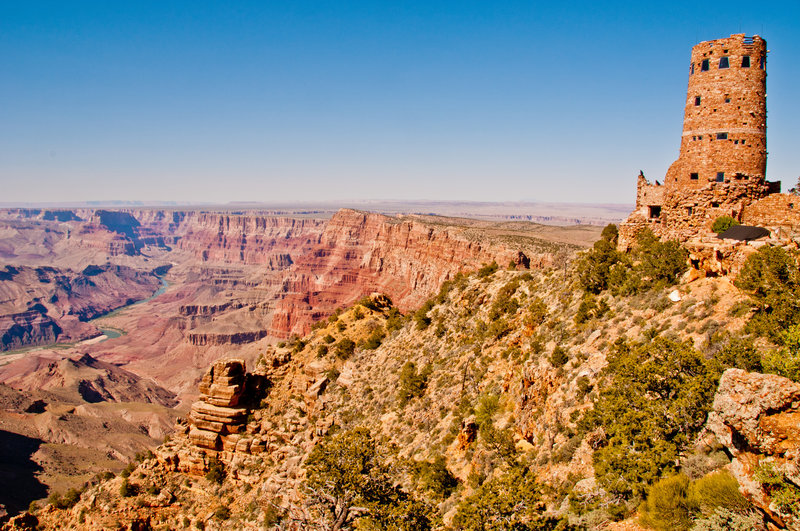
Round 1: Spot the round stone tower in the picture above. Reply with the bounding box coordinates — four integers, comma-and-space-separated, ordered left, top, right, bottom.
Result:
665, 34, 767, 190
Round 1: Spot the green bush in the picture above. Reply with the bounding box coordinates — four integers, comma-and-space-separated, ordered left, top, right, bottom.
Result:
414, 300, 435, 330
549, 345, 569, 367
692, 508, 765, 531
214, 506, 231, 520
335, 338, 356, 360
688, 469, 750, 515
639, 474, 692, 531
305, 428, 432, 530
412, 455, 458, 500
754, 461, 800, 517
397, 362, 431, 406
205, 457, 225, 484
317, 344, 328, 357
120, 479, 137, 497
762, 324, 800, 382
583, 338, 720, 499
360, 326, 386, 350
451, 466, 558, 530
477, 261, 499, 278
711, 215, 740, 234
735, 246, 800, 343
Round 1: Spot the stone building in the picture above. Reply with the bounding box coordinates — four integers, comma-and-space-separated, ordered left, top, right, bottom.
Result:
619, 34, 796, 250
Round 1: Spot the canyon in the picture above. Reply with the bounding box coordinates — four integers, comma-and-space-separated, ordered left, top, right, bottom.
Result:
0, 206, 598, 515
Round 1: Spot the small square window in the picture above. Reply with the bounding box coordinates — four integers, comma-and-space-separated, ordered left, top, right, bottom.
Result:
734, 140, 739, 144
717, 132, 728, 140
716, 172, 725, 182
719, 56, 730, 69
690, 172, 699, 180
742, 56, 751, 68
698, 135, 703, 140
712, 202, 720, 208
741, 140, 745, 144
701, 59, 709, 71
687, 207, 694, 216
790, 203, 794, 210
725, 98, 731, 103
649, 206, 662, 219
694, 96, 701, 106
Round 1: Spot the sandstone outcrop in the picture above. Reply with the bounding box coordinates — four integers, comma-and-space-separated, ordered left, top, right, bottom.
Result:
707, 368, 800, 528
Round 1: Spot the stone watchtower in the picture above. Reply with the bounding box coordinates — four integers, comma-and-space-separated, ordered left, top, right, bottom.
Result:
619, 34, 777, 249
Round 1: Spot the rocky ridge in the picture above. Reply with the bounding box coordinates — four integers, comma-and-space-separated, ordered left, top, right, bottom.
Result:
25, 262, 787, 530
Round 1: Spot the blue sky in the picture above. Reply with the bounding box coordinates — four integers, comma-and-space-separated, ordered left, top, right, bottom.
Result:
1, 1, 798, 204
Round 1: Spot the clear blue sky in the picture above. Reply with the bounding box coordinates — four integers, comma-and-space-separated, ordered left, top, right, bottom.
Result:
2, 1, 798, 204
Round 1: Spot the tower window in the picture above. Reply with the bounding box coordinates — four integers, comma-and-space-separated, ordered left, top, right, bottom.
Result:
742, 55, 751, 67
719, 56, 730, 69
694, 96, 701, 106
690, 172, 699, 180
648, 206, 661, 219
701, 59, 709, 71
712, 202, 720, 208
691, 63, 695, 74
716, 132, 728, 140
725, 98, 731, 103
687, 207, 693, 216
760, 56, 766, 69
716, 172, 725, 182
734, 140, 739, 144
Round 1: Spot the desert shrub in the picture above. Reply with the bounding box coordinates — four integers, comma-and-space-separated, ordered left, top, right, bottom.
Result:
711, 215, 740, 234
214, 506, 231, 520
477, 261, 499, 278
688, 469, 750, 515
305, 428, 432, 530
635, 230, 688, 287
754, 461, 800, 517
385, 307, 405, 333
397, 362, 431, 406
762, 324, 800, 382
707, 334, 762, 372
120, 462, 136, 478
583, 338, 720, 499
549, 345, 569, 367
335, 338, 356, 360
639, 474, 692, 531
317, 344, 328, 357
487, 318, 511, 339
577, 238, 622, 294
576, 376, 592, 399
474, 393, 500, 427
360, 326, 386, 350
412, 455, 458, 500
601, 223, 619, 244
692, 508, 765, 531
323, 334, 335, 344
525, 297, 548, 328
736, 246, 800, 342
48, 488, 82, 509
352, 307, 365, 320
120, 479, 137, 497
451, 466, 558, 530
414, 299, 435, 330
205, 457, 225, 484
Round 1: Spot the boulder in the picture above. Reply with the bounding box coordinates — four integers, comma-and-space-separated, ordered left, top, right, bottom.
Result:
707, 368, 800, 528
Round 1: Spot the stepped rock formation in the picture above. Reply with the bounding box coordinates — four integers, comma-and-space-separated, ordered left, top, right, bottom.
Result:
707, 368, 800, 528
170, 359, 270, 475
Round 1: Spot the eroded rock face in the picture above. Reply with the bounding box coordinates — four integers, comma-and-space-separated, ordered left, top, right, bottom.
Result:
188, 359, 248, 450
707, 368, 800, 528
